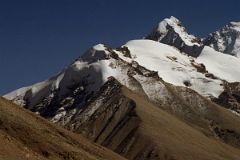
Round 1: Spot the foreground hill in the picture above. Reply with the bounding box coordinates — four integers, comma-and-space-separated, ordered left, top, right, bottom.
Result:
0, 97, 125, 160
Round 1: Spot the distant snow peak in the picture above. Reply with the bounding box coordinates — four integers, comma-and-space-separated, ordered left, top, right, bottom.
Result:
146, 16, 203, 57
93, 44, 106, 50
80, 43, 109, 63
156, 16, 194, 43
230, 21, 240, 31
203, 21, 240, 57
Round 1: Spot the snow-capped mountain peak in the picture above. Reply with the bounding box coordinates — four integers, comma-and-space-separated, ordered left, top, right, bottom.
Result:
156, 16, 200, 46
230, 21, 240, 31
146, 16, 203, 57
79, 44, 109, 62
203, 21, 240, 57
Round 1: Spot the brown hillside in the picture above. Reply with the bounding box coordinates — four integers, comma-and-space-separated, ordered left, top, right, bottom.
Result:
0, 97, 126, 160
121, 87, 240, 160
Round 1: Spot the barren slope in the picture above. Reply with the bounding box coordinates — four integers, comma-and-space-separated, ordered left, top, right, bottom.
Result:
48, 77, 240, 160
0, 97, 126, 160
121, 87, 240, 160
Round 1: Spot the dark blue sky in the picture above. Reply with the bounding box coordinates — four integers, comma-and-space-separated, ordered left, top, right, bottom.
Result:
1, 0, 240, 95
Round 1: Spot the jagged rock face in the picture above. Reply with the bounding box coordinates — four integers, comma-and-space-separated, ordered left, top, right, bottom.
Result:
210, 121, 240, 148
32, 77, 161, 159
212, 82, 240, 115
146, 16, 203, 57
27, 71, 240, 153
63, 78, 160, 160
203, 22, 240, 57
62, 78, 138, 158
32, 75, 240, 159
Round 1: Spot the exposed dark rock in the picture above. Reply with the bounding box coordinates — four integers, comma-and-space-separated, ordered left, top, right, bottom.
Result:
210, 121, 240, 148
166, 56, 177, 62
106, 48, 120, 59
191, 62, 207, 73
59, 77, 159, 159
212, 82, 240, 113
205, 73, 217, 79
190, 61, 218, 80
116, 46, 132, 58
183, 80, 191, 87
158, 27, 203, 57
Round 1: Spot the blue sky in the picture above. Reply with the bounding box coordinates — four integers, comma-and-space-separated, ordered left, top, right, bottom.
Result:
1, 0, 240, 95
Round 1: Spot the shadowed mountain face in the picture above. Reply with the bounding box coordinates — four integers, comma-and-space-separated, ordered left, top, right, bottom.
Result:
3, 16, 240, 160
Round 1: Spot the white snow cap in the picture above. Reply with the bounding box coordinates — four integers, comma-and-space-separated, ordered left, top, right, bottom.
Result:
124, 39, 224, 98
93, 44, 106, 51
204, 20, 240, 57
157, 16, 200, 46
157, 16, 180, 33
230, 21, 240, 32
230, 21, 240, 26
